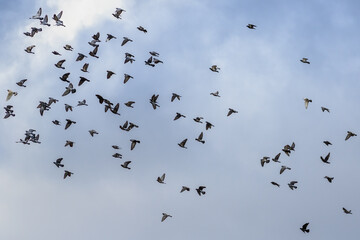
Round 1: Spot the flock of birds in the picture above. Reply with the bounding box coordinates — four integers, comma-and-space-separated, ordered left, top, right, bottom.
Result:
3, 5, 357, 233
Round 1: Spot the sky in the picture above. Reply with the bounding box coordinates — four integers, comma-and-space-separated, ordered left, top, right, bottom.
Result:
1, 0, 360, 239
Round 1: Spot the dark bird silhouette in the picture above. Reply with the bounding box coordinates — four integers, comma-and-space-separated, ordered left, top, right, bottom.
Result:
210, 91, 220, 97
52, 51, 61, 55
304, 98, 312, 109
113, 8, 125, 19
320, 152, 331, 164
345, 131, 357, 141
89, 45, 99, 58
121, 161, 131, 169
205, 121, 214, 130
81, 63, 89, 72
321, 106, 330, 113
300, 58, 310, 64
124, 101, 135, 108
65, 119, 76, 130
272, 153, 281, 163
247, 24, 256, 29
112, 153, 122, 159
324, 176, 334, 183
195, 132, 205, 144
227, 108, 238, 116
53, 158, 64, 168
76, 53, 87, 61
64, 170, 73, 179
161, 213, 172, 222
52, 120, 60, 125
78, 76, 90, 86
89, 130, 98, 137
271, 182, 280, 187
193, 117, 203, 123
55, 59, 66, 69
25, 45, 35, 54
16, 79, 27, 87
323, 141, 332, 146
300, 223, 310, 233
62, 83, 76, 96
178, 139, 188, 148
261, 157, 270, 167
59, 72, 70, 83
180, 186, 190, 193
196, 186, 206, 196
63, 44, 73, 51
171, 93, 181, 102
280, 165, 291, 174
64, 140, 74, 147
149, 94, 160, 109
30, 8, 43, 20
209, 65, 220, 72
123, 74, 133, 84
157, 173, 166, 184
121, 37, 132, 46
137, 26, 147, 33
343, 207, 352, 214
174, 112, 186, 121
106, 34, 117, 42
130, 139, 140, 150
64, 104, 73, 112
288, 181, 298, 190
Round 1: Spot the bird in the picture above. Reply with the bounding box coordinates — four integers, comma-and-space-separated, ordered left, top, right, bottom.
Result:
272, 153, 281, 163
62, 83, 76, 96
180, 186, 190, 193
300, 223, 310, 233
53, 158, 64, 168
137, 26, 147, 33
321, 107, 330, 113
64, 104, 73, 112
210, 91, 220, 97
55, 59, 66, 69
112, 8, 125, 19
65, 119, 76, 130
178, 139, 188, 149
324, 176, 334, 183
89, 45, 99, 58
320, 152, 331, 164
110, 103, 120, 115
247, 24, 256, 29
343, 207, 352, 214
300, 58, 310, 64
280, 165, 291, 174
92, 32, 101, 42
227, 108, 238, 116
25, 45, 35, 54
124, 101, 135, 108
144, 56, 155, 67
209, 65, 220, 72
119, 121, 129, 131
112, 153, 122, 159
52, 10, 65, 27
121, 161, 131, 169
88, 39, 99, 47
63, 44, 73, 51
48, 97, 59, 106
130, 139, 140, 150
40, 15, 50, 26
205, 121, 214, 130
6, 90, 17, 101
149, 94, 160, 109
78, 77, 90, 86
149, 51, 159, 57
64, 140, 74, 147
52, 51, 61, 55
193, 117, 203, 123
157, 173, 166, 184
323, 141, 332, 146
161, 213, 172, 222
64, 170, 73, 179
196, 186, 206, 196
288, 181, 298, 190
271, 182, 280, 187
153, 58, 163, 64
89, 130, 98, 137
124, 56, 135, 64
123, 74, 133, 84
304, 98, 312, 109
174, 112, 186, 121
16, 79, 27, 87
59, 72, 70, 83
52, 120, 60, 125
112, 145, 120, 149
106, 34, 117, 42
106, 70, 116, 79
261, 157, 270, 167
121, 37, 132, 46
30, 8, 43, 20
195, 132, 205, 144
171, 93, 181, 102
81, 63, 89, 72
76, 53, 87, 61
77, 99, 87, 106
345, 131, 357, 141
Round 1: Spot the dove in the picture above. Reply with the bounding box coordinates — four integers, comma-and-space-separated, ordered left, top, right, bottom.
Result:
280, 165, 291, 174
205, 121, 214, 130
145, 56, 155, 67
121, 161, 131, 169
121, 37, 132, 46
288, 181, 298, 190
149, 51, 159, 57
130, 139, 140, 150
77, 99, 88, 106
272, 153, 281, 163
124, 101, 135, 108
161, 213, 172, 222
89, 45, 99, 58
40, 15, 50, 26
180, 186, 190, 193
89, 130, 98, 137
321, 107, 330, 113
65, 119, 76, 130
112, 153, 122, 159
59, 72, 70, 83
157, 173, 166, 184
196, 186, 206, 196
64, 170, 73, 179
112, 145, 120, 150
112, 8, 125, 19
195, 132, 205, 144
63, 44, 73, 51
52, 51, 61, 55
345, 131, 357, 141
323, 141, 332, 146
343, 208, 352, 214
174, 112, 186, 121
324, 176, 334, 183
304, 98, 312, 109
106, 34, 117, 42
137, 26, 147, 33
52, 120, 60, 125
16, 79, 27, 87
25, 45, 35, 54
6, 90, 18, 101
171, 93, 181, 102
62, 83, 76, 96
300, 58, 310, 64
261, 157, 270, 167
178, 139, 188, 149
227, 108, 238, 116
64, 104, 73, 112
92, 32, 101, 42
271, 182, 280, 187
81, 63, 89, 73
76, 53, 87, 61
78, 77, 90, 86
30, 8, 43, 20
300, 223, 310, 233
53, 158, 64, 168
320, 152, 331, 164
123, 74, 133, 84
106, 70, 116, 79
193, 117, 203, 123
210, 91, 220, 97
209, 65, 220, 72
55, 59, 66, 69
247, 24, 256, 29
64, 140, 74, 147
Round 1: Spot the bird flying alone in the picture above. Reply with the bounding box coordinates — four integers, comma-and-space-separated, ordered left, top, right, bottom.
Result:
304, 98, 312, 109
300, 223, 310, 233
161, 213, 172, 222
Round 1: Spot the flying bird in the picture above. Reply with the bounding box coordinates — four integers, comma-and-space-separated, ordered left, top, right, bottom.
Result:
89, 130, 98, 137
227, 108, 238, 116
288, 181, 298, 190
137, 26, 147, 33
76, 53, 87, 61
30, 8, 43, 20
59, 72, 70, 83
63, 44, 73, 51
280, 165, 291, 174
62, 83, 76, 96
171, 93, 181, 102
345, 131, 357, 141
106, 34, 117, 42
78, 76, 90, 86
112, 153, 122, 159
106, 70, 116, 79
40, 15, 50, 26
193, 117, 203, 123
121, 161, 131, 169
6, 90, 17, 101
124, 101, 135, 108
123, 74, 133, 84
53, 158, 64, 168
65, 119, 76, 130
81, 63, 89, 72
271, 182, 280, 187
16, 79, 27, 87
52, 51, 61, 55
261, 157, 270, 167
64, 170, 73, 179
64, 104, 73, 112
205, 121, 214, 130
174, 112, 186, 121
130, 139, 140, 150
210, 91, 220, 97
180, 186, 190, 193
149, 94, 160, 109
300, 58, 310, 64
113, 8, 125, 19
320, 152, 331, 164
157, 173, 166, 184
64, 140, 74, 147
25, 45, 35, 54
321, 107, 330, 113
178, 139, 188, 149
323, 141, 332, 146
161, 213, 172, 222
149, 51, 159, 57
209, 65, 220, 72
195, 132, 205, 144
300, 223, 310, 233
272, 153, 281, 163
343, 208, 352, 214
324, 176, 334, 183
89, 45, 99, 58
52, 120, 60, 125
247, 24, 256, 29
304, 98, 312, 109
196, 186, 206, 196
55, 59, 66, 69
121, 37, 132, 46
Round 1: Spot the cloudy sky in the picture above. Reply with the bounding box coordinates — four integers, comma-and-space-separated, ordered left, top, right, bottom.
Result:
1, 0, 360, 239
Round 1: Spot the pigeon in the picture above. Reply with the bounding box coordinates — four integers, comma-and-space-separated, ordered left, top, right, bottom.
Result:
6, 90, 17, 101
178, 139, 188, 148
227, 108, 238, 116
119, 121, 129, 131
78, 77, 90, 86
171, 93, 181, 102
196, 186, 206, 196
48, 97, 59, 106
62, 83, 76, 96
25, 45, 35, 54
271, 182, 280, 187
89, 130, 98, 137
180, 186, 190, 193
174, 112, 186, 121
205, 121, 214, 130
16, 79, 27, 87
130, 139, 140, 150
210, 91, 220, 97
110, 103, 120, 115
345, 131, 357, 141
64, 140, 74, 147
149, 94, 160, 109
92, 32, 101, 42
320, 152, 331, 164
30, 8, 43, 20
153, 58, 163, 64
52, 51, 61, 55
123, 74, 133, 84
304, 98, 312, 109
112, 8, 125, 19
149, 51, 159, 57
157, 173, 166, 184
65, 119, 76, 130
53, 11, 64, 26
76, 53, 87, 61
77, 99, 88, 107
137, 26, 147, 33
121, 37, 132, 46
300, 223, 310, 233
89, 45, 99, 58
52, 120, 60, 125
161, 213, 172, 222
88, 40, 99, 47
53, 158, 64, 168
112, 145, 120, 149
247, 24, 256, 29
64, 104, 73, 112
195, 132, 205, 144
63, 44, 73, 51
193, 117, 203, 123
127, 122, 139, 131
112, 153, 122, 159
106, 34, 117, 42
81, 63, 89, 73
145, 56, 155, 67
40, 15, 50, 26
323, 141, 332, 146
272, 153, 281, 163
343, 208, 352, 214
324, 176, 334, 183
59, 72, 70, 83
55, 59, 66, 69
321, 107, 330, 113
121, 161, 131, 169
4, 105, 15, 119
37, 101, 50, 116
106, 70, 116, 79
64, 170, 73, 179
209, 65, 220, 72
261, 157, 270, 167
124, 101, 135, 108
280, 165, 291, 174
288, 181, 298, 190
24, 27, 42, 37
300, 58, 310, 64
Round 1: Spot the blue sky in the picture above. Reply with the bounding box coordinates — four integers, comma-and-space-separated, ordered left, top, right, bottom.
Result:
1, 0, 360, 239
